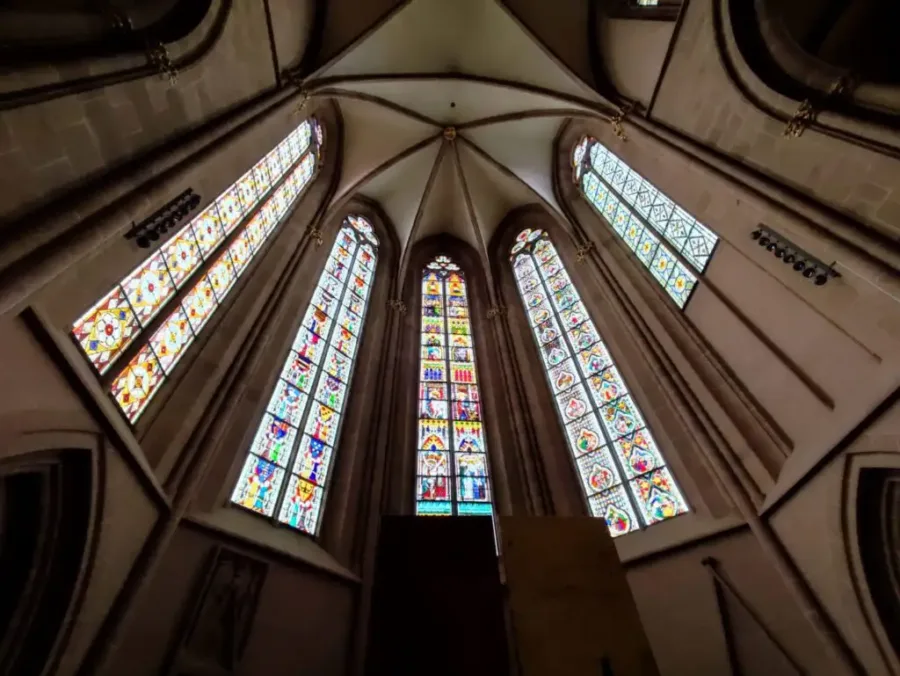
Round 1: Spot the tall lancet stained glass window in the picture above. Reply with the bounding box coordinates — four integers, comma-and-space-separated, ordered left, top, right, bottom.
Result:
230, 215, 378, 535
417, 256, 494, 517
510, 229, 688, 536
573, 136, 719, 308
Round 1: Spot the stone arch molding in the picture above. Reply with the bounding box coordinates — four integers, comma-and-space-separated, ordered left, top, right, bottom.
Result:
0, 429, 104, 676
717, 0, 900, 154
0, 0, 226, 108
843, 451, 900, 674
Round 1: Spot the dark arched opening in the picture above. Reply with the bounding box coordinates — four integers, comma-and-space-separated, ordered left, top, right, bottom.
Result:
857, 468, 900, 656
0, 0, 214, 66
0, 449, 94, 675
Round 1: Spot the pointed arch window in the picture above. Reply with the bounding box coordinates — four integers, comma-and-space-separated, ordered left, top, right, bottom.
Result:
416, 256, 494, 517
230, 216, 378, 535
70, 118, 323, 423
572, 136, 718, 308
510, 229, 688, 536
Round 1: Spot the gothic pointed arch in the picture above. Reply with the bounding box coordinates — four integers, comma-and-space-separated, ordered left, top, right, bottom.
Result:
509, 226, 689, 535
489, 207, 733, 550
387, 236, 519, 519
229, 213, 379, 535
194, 196, 401, 566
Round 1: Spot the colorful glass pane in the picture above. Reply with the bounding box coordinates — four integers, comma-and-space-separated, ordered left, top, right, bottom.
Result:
417, 476, 450, 501
148, 306, 194, 374
565, 413, 606, 458
452, 384, 479, 401
330, 326, 358, 358
236, 169, 260, 211
277, 476, 323, 534
418, 451, 451, 476
302, 306, 332, 337
207, 253, 237, 301
304, 402, 340, 446
228, 231, 255, 275
420, 399, 448, 420
231, 455, 285, 517
161, 227, 203, 287
121, 252, 175, 325
282, 351, 315, 392
72, 286, 141, 374
422, 383, 448, 400
589, 486, 640, 537
110, 345, 164, 422
629, 467, 688, 525
192, 206, 226, 256
266, 379, 308, 427
576, 447, 622, 496
182, 277, 218, 333
250, 413, 298, 467
614, 428, 664, 478
216, 186, 244, 234
419, 419, 449, 451
294, 327, 326, 365
324, 347, 352, 382
293, 435, 332, 486
314, 374, 347, 413
457, 475, 491, 503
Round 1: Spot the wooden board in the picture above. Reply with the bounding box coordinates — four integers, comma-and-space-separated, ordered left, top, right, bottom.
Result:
500, 516, 659, 676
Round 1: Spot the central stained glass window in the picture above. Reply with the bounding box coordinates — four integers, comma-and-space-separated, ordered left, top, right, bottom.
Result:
416, 256, 494, 517
511, 228, 688, 536
230, 215, 378, 535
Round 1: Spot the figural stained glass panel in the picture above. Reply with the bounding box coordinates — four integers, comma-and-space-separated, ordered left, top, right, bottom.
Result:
88, 119, 322, 424
231, 216, 378, 536
573, 136, 719, 308
511, 229, 688, 537
416, 256, 494, 518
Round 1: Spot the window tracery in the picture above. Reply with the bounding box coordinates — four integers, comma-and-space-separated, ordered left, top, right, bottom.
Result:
230, 216, 378, 535
511, 228, 688, 536
416, 256, 494, 517
71, 119, 323, 422
572, 136, 719, 309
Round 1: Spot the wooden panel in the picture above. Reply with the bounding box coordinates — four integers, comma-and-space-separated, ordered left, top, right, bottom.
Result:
500, 516, 659, 676
366, 516, 509, 676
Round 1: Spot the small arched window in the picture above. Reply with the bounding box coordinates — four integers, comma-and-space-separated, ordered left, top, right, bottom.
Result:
573, 136, 719, 309
71, 118, 323, 423
416, 256, 494, 517
230, 216, 378, 535
510, 229, 688, 536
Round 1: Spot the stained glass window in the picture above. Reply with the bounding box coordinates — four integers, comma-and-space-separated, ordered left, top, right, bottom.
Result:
511, 229, 688, 537
98, 120, 322, 423
572, 136, 718, 308
416, 256, 494, 517
72, 118, 317, 377
231, 216, 378, 536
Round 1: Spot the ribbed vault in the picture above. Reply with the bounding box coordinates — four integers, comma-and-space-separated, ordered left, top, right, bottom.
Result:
300, 0, 619, 291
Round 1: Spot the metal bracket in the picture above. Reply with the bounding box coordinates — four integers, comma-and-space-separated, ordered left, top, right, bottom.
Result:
307, 226, 323, 247
783, 100, 815, 138
575, 241, 595, 263
487, 306, 507, 319
146, 41, 178, 85
610, 104, 633, 142
388, 299, 408, 314
783, 73, 856, 139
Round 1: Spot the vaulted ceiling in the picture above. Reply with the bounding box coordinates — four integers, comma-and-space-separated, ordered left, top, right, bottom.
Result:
301, 0, 618, 280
